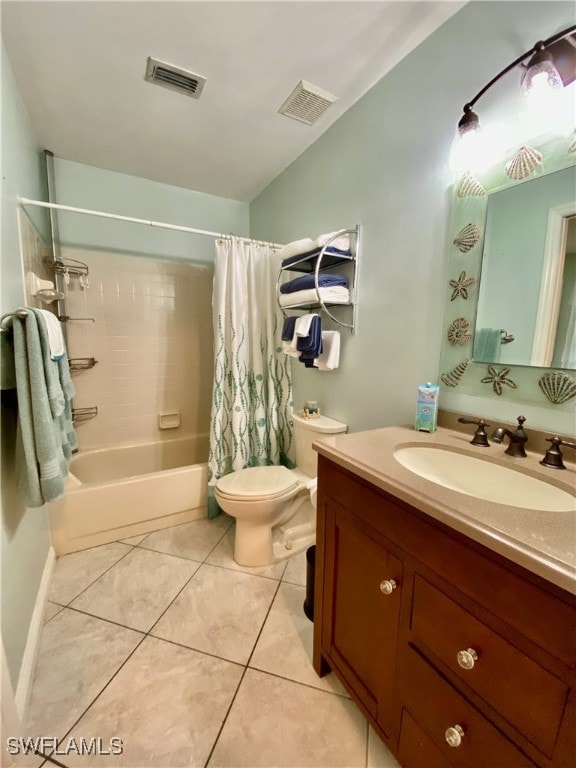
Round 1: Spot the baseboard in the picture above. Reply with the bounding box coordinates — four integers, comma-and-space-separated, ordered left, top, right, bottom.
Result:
14, 546, 56, 721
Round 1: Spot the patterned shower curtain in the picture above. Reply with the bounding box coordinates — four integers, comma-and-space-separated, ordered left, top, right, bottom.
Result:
207, 237, 294, 518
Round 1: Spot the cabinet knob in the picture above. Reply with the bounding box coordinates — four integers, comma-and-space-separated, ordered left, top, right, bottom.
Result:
457, 648, 478, 670
379, 579, 397, 595
445, 725, 465, 748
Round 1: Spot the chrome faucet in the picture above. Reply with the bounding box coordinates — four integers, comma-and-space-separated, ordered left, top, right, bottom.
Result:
491, 416, 528, 458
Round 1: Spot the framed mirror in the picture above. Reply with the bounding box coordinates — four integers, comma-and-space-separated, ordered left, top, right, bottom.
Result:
439, 131, 576, 412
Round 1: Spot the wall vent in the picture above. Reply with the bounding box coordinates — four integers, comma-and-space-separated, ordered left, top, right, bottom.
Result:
145, 57, 206, 99
278, 80, 338, 125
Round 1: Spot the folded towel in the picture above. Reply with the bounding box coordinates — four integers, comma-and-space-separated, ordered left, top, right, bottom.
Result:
280, 274, 348, 294
315, 331, 340, 371
279, 232, 352, 267
279, 286, 350, 307
474, 328, 501, 363
3, 309, 77, 507
316, 232, 351, 251
298, 316, 323, 367
37, 309, 65, 360
281, 316, 297, 341
295, 314, 317, 337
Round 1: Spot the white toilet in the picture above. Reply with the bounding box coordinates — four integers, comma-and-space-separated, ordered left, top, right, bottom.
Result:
215, 410, 347, 566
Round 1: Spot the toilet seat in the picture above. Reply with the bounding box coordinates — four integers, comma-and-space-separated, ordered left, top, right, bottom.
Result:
215, 465, 300, 501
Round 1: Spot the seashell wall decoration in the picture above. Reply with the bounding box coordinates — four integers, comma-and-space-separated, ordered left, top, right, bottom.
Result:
538, 371, 576, 404
505, 145, 542, 181
453, 223, 481, 254
447, 317, 471, 347
449, 270, 476, 301
568, 131, 576, 153
481, 366, 517, 396
441, 360, 470, 387
456, 172, 486, 198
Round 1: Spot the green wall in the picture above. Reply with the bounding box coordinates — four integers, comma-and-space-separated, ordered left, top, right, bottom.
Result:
1, 41, 51, 690
250, 1, 576, 433
52, 158, 249, 263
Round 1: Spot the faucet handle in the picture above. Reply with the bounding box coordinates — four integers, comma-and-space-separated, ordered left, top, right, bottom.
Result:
541, 436, 576, 470
458, 417, 490, 447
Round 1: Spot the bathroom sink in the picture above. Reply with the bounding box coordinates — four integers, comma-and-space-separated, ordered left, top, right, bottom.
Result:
393, 447, 576, 512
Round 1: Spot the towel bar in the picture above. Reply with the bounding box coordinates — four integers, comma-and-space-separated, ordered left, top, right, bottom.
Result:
0, 309, 29, 332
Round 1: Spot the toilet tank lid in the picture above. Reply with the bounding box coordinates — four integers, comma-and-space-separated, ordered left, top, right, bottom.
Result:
292, 410, 347, 434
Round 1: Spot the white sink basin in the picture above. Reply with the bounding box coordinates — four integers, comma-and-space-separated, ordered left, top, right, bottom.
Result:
393, 447, 576, 512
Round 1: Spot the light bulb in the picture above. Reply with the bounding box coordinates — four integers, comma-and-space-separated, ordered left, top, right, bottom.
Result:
520, 47, 564, 135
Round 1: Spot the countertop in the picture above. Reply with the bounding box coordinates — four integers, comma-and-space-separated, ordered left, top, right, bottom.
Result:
313, 425, 576, 595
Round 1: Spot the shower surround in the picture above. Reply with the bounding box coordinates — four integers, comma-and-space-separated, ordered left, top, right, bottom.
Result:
61, 248, 214, 450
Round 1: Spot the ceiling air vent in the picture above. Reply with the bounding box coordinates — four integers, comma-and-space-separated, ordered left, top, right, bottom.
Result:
278, 80, 338, 125
145, 57, 206, 99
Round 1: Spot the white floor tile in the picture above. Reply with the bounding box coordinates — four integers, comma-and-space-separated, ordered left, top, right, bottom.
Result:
63, 636, 243, 767
25, 609, 142, 741
282, 549, 308, 586
208, 669, 367, 768
117, 533, 148, 546
138, 515, 232, 561
206, 526, 288, 580
70, 548, 200, 632
43, 602, 64, 623
367, 725, 401, 767
250, 582, 348, 695
152, 563, 277, 664
48, 542, 131, 605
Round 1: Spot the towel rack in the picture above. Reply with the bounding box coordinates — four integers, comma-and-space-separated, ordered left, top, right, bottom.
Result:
500, 330, 515, 344
0, 309, 29, 333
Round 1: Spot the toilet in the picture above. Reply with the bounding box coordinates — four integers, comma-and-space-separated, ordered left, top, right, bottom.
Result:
215, 410, 347, 566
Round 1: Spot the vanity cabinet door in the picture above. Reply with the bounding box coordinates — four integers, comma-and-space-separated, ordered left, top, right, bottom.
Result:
322, 501, 402, 735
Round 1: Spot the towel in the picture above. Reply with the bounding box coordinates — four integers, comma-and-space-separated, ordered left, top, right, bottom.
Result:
295, 314, 317, 337
297, 315, 323, 367
315, 331, 341, 371
2, 308, 77, 507
37, 309, 65, 360
474, 328, 501, 363
279, 286, 350, 307
279, 232, 352, 267
280, 274, 348, 294
281, 316, 297, 341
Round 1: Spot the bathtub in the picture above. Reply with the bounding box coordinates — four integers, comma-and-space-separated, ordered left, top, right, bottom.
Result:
48, 435, 209, 555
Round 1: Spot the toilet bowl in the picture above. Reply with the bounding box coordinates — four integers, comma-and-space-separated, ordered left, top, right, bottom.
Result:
215, 411, 347, 566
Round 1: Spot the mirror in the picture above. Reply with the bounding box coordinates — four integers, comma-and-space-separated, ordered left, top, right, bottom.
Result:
473, 165, 576, 369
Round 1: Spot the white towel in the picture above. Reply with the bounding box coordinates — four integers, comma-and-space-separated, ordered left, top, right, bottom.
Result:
315, 331, 340, 371
295, 314, 318, 337
37, 309, 65, 360
282, 336, 300, 358
315, 232, 351, 252
278, 238, 317, 261
279, 286, 350, 307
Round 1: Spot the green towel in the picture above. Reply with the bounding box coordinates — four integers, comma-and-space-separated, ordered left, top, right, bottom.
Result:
474, 328, 501, 363
3, 309, 77, 508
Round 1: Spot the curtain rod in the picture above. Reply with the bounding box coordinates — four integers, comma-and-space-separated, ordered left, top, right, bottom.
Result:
17, 197, 284, 249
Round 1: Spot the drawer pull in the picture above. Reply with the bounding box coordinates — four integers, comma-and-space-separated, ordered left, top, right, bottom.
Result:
445, 724, 465, 748
379, 579, 397, 595
457, 648, 478, 670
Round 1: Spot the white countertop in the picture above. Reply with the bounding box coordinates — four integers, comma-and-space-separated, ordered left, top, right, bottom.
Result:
314, 425, 576, 595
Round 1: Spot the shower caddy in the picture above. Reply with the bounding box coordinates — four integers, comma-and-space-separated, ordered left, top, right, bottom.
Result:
276, 226, 360, 334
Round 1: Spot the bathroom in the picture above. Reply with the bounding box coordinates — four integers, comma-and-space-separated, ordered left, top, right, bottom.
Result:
1, 1, 575, 766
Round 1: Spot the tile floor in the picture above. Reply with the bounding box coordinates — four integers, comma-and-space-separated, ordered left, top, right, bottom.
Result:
22, 516, 400, 768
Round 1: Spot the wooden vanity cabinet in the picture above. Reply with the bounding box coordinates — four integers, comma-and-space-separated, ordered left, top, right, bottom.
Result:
313, 456, 576, 768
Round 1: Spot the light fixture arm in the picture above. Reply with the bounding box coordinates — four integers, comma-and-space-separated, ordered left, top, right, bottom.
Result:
461, 23, 576, 113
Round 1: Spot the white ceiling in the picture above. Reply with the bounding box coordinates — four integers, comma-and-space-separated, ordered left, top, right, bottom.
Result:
2, 1, 464, 202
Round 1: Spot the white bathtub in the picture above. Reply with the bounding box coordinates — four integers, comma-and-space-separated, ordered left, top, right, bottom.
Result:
49, 435, 209, 555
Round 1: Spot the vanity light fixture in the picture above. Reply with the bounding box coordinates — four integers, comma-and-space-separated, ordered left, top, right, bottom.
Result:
450, 24, 576, 174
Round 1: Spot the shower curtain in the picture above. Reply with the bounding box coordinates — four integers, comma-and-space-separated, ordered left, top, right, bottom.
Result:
207, 237, 294, 518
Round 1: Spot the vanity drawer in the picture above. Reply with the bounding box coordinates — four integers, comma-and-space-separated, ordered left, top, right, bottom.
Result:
397, 709, 449, 768
411, 575, 569, 758
398, 644, 536, 768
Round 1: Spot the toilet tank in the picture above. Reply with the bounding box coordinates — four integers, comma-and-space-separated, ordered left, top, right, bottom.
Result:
292, 410, 347, 477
